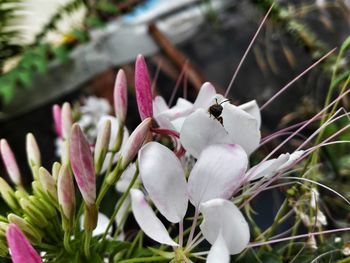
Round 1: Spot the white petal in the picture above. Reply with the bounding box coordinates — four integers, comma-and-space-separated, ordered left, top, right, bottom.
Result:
159, 98, 193, 120
171, 117, 186, 132
246, 153, 290, 181
206, 233, 230, 263
194, 82, 217, 109
153, 96, 169, 116
188, 144, 248, 207
278, 150, 304, 171
130, 189, 178, 246
116, 163, 137, 193
100, 152, 120, 174
238, 100, 261, 128
80, 212, 111, 237
222, 104, 261, 155
180, 109, 231, 158
139, 142, 188, 223
200, 199, 250, 255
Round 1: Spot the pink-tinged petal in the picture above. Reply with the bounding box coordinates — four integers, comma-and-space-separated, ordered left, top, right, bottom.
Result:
135, 54, 153, 120
114, 69, 128, 124
153, 96, 169, 116
120, 118, 152, 170
70, 124, 96, 205
57, 165, 75, 220
52, 104, 62, 138
130, 189, 178, 246
139, 142, 188, 223
61, 102, 73, 140
238, 100, 261, 128
246, 153, 290, 181
206, 233, 230, 263
0, 139, 21, 186
188, 144, 248, 207
6, 223, 42, 263
222, 103, 261, 155
180, 109, 231, 158
200, 199, 250, 255
194, 82, 217, 109
159, 98, 193, 120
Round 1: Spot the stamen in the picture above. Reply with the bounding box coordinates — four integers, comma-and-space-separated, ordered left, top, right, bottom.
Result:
260, 48, 336, 110
169, 61, 189, 107
225, 3, 275, 97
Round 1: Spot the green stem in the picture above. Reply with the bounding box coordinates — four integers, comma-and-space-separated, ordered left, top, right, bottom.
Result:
102, 165, 139, 241
63, 231, 73, 254
118, 256, 167, 263
84, 230, 92, 258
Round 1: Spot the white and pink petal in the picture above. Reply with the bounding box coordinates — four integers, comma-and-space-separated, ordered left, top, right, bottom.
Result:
188, 144, 248, 207
222, 103, 261, 156
130, 189, 178, 246
180, 109, 231, 159
139, 142, 188, 223
200, 199, 250, 255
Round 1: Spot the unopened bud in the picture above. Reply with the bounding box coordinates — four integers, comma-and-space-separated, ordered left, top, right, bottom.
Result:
94, 120, 111, 174
135, 55, 153, 121
29, 196, 56, 219
70, 124, 96, 205
6, 223, 42, 262
39, 167, 57, 202
114, 69, 128, 124
121, 117, 152, 170
0, 139, 22, 186
26, 133, 41, 170
57, 165, 75, 229
52, 162, 61, 182
52, 104, 62, 138
0, 178, 19, 211
61, 102, 73, 140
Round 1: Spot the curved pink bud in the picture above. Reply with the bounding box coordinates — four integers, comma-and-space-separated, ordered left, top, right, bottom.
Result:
6, 223, 42, 263
70, 124, 96, 205
0, 139, 21, 186
114, 69, 128, 124
52, 104, 62, 138
135, 54, 153, 120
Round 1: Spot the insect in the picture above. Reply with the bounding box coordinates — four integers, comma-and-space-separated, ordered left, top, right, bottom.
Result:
208, 98, 230, 125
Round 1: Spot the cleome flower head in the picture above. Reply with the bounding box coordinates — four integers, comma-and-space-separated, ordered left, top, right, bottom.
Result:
131, 141, 250, 261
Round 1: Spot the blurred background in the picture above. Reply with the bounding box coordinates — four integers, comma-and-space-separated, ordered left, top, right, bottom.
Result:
0, 0, 350, 242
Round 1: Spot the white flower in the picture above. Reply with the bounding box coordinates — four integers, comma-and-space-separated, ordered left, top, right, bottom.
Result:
130, 142, 250, 260
153, 82, 261, 137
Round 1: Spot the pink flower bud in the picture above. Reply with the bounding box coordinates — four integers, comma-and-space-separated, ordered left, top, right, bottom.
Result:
61, 102, 73, 140
57, 165, 75, 221
52, 104, 62, 138
121, 117, 152, 169
26, 133, 41, 168
6, 223, 42, 263
114, 69, 128, 124
70, 124, 96, 205
135, 54, 153, 121
0, 139, 21, 186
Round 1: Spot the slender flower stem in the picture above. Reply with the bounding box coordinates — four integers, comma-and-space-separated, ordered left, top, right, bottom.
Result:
186, 208, 199, 248
63, 231, 73, 254
102, 165, 139, 241
114, 203, 131, 238
84, 230, 92, 258
187, 236, 205, 252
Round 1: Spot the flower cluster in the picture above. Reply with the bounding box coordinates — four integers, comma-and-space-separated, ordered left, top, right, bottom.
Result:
0, 54, 345, 263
